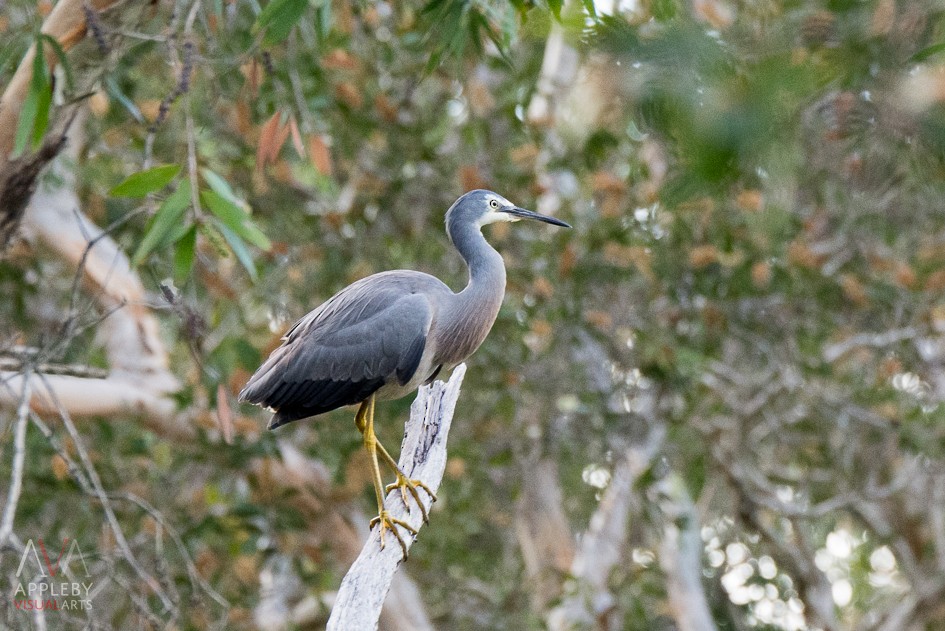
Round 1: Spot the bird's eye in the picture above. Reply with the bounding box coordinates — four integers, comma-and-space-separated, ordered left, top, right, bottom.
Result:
489, 199, 499, 209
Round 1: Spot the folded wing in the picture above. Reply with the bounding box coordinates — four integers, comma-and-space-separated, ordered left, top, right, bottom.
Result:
239, 273, 436, 429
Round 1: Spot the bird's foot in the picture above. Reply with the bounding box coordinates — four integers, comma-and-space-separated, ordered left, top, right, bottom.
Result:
385, 473, 436, 522
369, 509, 416, 559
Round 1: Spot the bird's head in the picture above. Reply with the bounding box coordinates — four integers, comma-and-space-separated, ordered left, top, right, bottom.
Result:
445, 190, 571, 237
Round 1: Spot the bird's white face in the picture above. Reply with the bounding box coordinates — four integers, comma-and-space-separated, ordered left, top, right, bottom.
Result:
476, 193, 517, 227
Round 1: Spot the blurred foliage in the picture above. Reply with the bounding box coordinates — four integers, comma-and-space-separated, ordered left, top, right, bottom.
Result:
4, 0, 945, 629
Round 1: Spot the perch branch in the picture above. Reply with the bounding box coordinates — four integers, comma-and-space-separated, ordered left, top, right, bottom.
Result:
252, 441, 436, 631
326, 364, 466, 631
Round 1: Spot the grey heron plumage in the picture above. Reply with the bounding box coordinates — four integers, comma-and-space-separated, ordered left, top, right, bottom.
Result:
239, 189, 569, 556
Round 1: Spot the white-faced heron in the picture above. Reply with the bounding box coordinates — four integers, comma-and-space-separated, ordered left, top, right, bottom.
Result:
239, 189, 570, 556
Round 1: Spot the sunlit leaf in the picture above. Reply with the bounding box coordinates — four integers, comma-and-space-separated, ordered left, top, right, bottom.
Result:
110, 164, 181, 198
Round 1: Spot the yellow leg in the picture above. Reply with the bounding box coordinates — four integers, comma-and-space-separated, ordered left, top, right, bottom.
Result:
374, 441, 436, 523
356, 395, 416, 558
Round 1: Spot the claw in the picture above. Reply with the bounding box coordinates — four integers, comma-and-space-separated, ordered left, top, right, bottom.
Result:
370, 509, 417, 559
385, 473, 437, 523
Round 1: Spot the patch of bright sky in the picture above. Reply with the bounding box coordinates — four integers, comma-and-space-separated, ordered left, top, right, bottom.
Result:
594, 0, 640, 16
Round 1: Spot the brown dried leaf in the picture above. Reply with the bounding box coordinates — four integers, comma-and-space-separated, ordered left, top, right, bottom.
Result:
51, 454, 69, 480
307, 134, 333, 175
895, 262, 916, 288
273, 120, 291, 163
288, 117, 305, 158
689, 244, 720, 269
751, 261, 772, 288
924, 269, 945, 292
583, 310, 613, 330
591, 171, 628, 194
335, 82, 363, 109
257, 111, 283, 175
787, 240, 822, 269
840, 273, 868, 306
374, 94, 397, 122
459, 165, 488, 191
240, 60, 262, 96
216, 383, 234, 445
736, 189, 763, 212
322, 49, 358, 71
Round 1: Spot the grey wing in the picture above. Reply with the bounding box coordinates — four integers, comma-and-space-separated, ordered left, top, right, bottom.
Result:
238, 274, 437, 429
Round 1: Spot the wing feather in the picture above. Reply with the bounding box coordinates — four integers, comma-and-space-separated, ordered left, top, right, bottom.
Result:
239, 271, 445, 426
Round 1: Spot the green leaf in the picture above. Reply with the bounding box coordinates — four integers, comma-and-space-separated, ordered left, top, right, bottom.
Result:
911, 42, 945, 63
12, 34, 52, 157
31, 75, 52, 147
105, 76, 145, 123
200, 189, 272, 251
174, 226, 198, 283
255, 0, 309, 45
199, 222, 230, 258
29, 35, 52, 148
214, 221, 258, 281
13, 86, 39, 157
131, 180, 192, 266
110, 165, 181, 198
201, 168, 243, 206
547, 0, 562, 18
38, 34, 73, 90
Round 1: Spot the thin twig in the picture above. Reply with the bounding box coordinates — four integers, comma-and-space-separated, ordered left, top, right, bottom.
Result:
37, 374, 177, 615
0, 368, 32, 548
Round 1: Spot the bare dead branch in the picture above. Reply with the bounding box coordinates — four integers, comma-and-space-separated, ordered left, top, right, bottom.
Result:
0, 369, 32, 548
515, 457, 575, 613
0, 371, 192, 440
547, 427, 664, 631
326, 365, 466, 631
659, 474, 718, 631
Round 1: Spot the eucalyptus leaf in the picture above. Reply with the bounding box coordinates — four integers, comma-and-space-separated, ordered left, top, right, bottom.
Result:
131, 180, 192, 266
214, 221, 259, 281
200, 189, 272, 251
110, 165, 181, 198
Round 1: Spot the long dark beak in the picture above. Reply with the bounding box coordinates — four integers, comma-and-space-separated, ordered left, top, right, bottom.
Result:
499, 205, 571, 228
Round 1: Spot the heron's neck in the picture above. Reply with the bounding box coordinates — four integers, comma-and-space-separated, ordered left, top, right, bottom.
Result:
451, 222, 507, 299
434, 221, 506, 365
